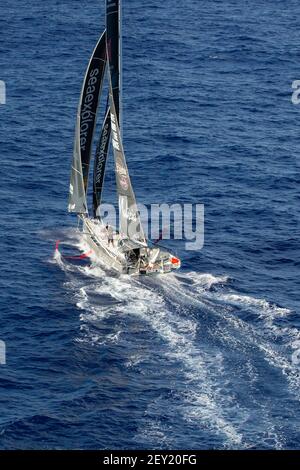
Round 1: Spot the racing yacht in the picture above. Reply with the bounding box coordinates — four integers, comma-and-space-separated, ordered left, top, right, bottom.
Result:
68, 0, 181, 275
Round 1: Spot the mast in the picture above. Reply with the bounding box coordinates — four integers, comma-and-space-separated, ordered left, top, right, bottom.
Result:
119, 0, 122, 134
106, 0, 121, 126
106, 0, 146, 242
92, 0, 122, 218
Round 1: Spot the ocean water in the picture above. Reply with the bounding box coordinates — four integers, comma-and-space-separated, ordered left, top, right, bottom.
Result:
0, 0, 299, 450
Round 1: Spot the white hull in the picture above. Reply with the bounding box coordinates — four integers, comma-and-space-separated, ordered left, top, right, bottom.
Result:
82, 217, 180, 275
83, 218, 128, 273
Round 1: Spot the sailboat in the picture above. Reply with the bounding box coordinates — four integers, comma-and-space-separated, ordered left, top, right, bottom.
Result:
68, 0, 181, 275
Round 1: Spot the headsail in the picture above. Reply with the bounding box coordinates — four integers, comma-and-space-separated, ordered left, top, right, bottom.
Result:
93, 106, 111, 217
68, 31, 107, 213
108, 77, 146, 243
68, 109, 88, 213
106, 0, 121, 125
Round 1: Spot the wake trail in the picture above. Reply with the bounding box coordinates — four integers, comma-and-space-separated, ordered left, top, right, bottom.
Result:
159, 271, 300, 395
52, 233, 297, 448
54, 249, 246, 447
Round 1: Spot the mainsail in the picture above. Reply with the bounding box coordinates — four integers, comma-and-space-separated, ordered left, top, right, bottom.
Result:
106, 0, 145, 242
93, 107, 111, 217
68, 31, 107, 213
108, 76, 146, 243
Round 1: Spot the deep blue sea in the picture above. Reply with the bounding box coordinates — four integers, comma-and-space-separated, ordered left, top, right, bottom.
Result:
0, 0, 299, 450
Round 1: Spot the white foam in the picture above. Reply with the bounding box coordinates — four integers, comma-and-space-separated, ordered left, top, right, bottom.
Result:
176, 271, 300, 396
119, 279, 246, 447
125, 353, 146, 368
53, 248, 63, 265
184, 271, 230, 290
55, 244, 292, 448
73, 272, 246, 447
80, 264, 106, 278
215, 296, 300, 394
221, 293, 290, 318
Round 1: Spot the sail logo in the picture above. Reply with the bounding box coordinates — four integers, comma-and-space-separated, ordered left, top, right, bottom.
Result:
80, 68, 99, 151
111, 111, 121, 151
0, 81, 6, 105
115, 157, 129, 191
111, 111, 129, 190
95, 122, 110, 184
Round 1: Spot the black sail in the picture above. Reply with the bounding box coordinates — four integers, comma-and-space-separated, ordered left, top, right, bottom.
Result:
68, 31, 107, 213
90, 0, 121, 217
93, 107, 111, 217
106, 0, 120, 124
80, 30, 107, 194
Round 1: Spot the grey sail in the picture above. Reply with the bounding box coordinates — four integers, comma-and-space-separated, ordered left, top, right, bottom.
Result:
68, 109, 88, 213
108, 78, 146, 243
68, 31, 107, 213
93, 106, 111, 217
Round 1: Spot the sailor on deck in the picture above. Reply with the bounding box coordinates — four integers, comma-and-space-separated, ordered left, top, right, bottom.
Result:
106, 224, 114, 246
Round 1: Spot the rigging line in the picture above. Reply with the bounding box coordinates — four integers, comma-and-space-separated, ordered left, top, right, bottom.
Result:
104, 93, 109, 115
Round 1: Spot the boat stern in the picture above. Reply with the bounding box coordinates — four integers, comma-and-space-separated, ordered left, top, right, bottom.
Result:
139, 247, 181, 275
